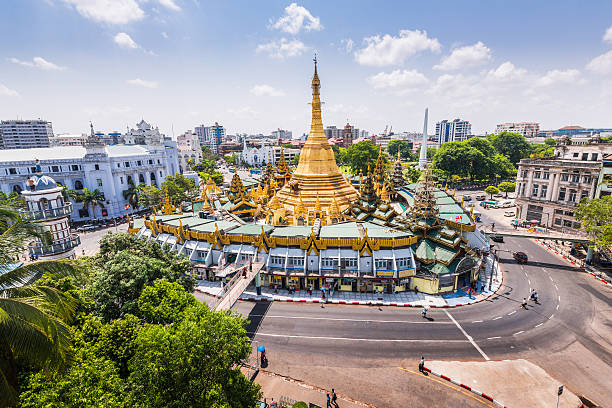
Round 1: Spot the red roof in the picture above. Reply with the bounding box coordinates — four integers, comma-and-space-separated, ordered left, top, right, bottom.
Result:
559, 125, 584, 130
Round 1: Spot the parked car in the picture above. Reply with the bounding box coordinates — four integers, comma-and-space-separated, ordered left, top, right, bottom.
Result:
493, 193, 504, 198
498, 200, 515, 208
463, 195, 472, 201
513, 251, 528, 264
475, 194, 486, 200
504, 210, 515, 217
490, 234, 504, 243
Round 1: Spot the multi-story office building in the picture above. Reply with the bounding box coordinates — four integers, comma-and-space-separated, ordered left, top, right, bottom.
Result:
240, 140, 300, 167
538, 126, 612, 138
325, 124, 359, 141
436, 119, 471, 144
177, 131, 203, 173
0, 119, 53, 149
0, 126, 179, 220
272, 129, 293, 141
496, 122, 539, 138
50, 133, 88, 147
195, 122, 225, 154
515, 139, 610, 231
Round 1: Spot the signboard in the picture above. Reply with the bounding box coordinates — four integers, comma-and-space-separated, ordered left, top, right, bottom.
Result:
377, 270, 394, 277
558, 385, 563, 396
398, 269, 415, 278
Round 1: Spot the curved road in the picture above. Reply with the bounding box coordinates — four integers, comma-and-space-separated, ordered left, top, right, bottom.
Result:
220, 214, 612, 406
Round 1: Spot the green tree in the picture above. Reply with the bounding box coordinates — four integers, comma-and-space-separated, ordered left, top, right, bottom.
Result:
576, 196, 612, 250
487, 132, 531, 165
544, 138, 556, 146
497, 181, 516, 198
0, 202, 82, 405
465, 137, 496, 157
192, 157, 217, 174
404, 166, 422, 183
387, 140, 414, 160
138, 280, 197, 324
291, 153, 300, 166
344, 141, 383, 174
161, 173, 198, 204
432, 142, 487, 181
127, 303, 261, 408
490, 154, 517, 178
197, 172, 224, 186
74, 188, 106, 219
122, 182, 144, 210
138, 185, 163, 209
223, 153, 238, 166
485, 185, 499, 199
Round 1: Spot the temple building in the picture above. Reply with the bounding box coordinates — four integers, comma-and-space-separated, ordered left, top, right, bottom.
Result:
271, 58, 358, 221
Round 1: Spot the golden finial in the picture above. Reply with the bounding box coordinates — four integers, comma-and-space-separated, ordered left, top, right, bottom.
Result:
314, 192, 321, 211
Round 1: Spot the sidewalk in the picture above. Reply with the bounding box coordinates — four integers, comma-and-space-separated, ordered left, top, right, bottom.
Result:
196, 256, 503, 308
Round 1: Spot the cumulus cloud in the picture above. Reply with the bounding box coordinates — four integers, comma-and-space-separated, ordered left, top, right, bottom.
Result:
604, 25, 612, 43
114, 32, 139, 49
269, 3, 322, 35
227, 106, 258, 119
9, 57, 66, 70
256, 38, 309, 59
0, 83, 19, 97
487, 61, 527, 81
536, 69, 582, 86
126, 78, 158, 88
433, 41, 491, 71
158, 0, 181, 11
250, 84, 286, 97
354, 29, 441, 66
587, 50, 612, 74
340, 38, 354, 53
161, 31, 168, 38
62, 0, 145, 24
368, 69, 428, 91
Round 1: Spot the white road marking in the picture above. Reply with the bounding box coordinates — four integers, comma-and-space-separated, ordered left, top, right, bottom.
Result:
472, 320, 483, 323
554, 284, 558, 290
556, 304, 559, 310
535, 323, 543, 328
528, 279, 531, 286
444, 310, 490, 361
558, 295, 561, 302
492, 316, 502, 320
487, 336, 501, 340
262, 315, 452, 324
513, 330, 524, 335
549, 276, 554, 281
507, 311, 516, 316
251, 332, 469, 342
549, 314, 554, 320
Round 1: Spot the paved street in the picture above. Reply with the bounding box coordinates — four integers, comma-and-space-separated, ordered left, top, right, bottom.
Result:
196, 208, 612, 407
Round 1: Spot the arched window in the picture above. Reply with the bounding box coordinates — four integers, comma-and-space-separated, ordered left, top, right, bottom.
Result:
74, 180, 84, 190
139, 174, 145, 184
12, 184, 22, 193
127, 175, 133, 185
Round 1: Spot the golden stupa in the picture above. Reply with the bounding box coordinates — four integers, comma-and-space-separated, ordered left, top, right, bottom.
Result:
273, 58, 358, 216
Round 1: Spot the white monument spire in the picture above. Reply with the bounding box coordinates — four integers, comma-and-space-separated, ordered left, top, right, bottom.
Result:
419, 108, 429, 169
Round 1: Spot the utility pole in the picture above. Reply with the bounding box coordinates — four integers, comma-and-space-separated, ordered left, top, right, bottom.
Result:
488, 249, 496, 291
556, 385, 563, 408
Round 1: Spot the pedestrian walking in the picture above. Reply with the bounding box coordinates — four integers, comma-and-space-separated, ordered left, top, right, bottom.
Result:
270, 398, 277, 408
326, 393, 331, 408
419, 356, 425, 373
332, 389, 338, 408
521, 297, 528, 309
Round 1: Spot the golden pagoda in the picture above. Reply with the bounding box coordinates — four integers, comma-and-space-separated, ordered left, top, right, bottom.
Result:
272, 57, 358, 217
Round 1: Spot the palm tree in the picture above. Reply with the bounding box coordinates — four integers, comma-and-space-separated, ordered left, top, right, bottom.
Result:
0, 201, 81, 405
122, 182, 143, 211
75, 188, 105, 219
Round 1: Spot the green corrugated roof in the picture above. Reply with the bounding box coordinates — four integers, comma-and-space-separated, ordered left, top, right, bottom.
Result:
270, 225, 313, 237
437, 204, 464, 213
435, 245, 458, 263
155, 214, 191, 222
132, 218, 145, 229
363, 222, 413, 238
228, 224, 273, 235
166, 216, 212, 228
436, 196, 457, 205
319, 222, 361, 238
416, 239, 436, 262
438, 213, 472, 225
190, 220, 238, 233
429, 262, 451, 275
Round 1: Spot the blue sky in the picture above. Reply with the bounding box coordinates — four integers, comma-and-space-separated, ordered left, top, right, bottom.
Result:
2, 0, 612, 137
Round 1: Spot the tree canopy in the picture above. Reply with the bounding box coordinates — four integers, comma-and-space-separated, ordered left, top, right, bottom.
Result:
487, 132, 531, 165
161, 173, 198, 204
485, 185, 499, 198
344, 141, 385, 174
576, 196, 612, 250
387, 140, 414, 161
497, 181, 516, 198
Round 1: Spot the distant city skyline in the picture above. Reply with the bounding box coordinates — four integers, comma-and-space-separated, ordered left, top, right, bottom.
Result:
2, 1, 612, 137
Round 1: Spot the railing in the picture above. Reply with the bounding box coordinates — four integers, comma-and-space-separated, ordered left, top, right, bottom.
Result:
29, 235, 81, 256
21, 203, 73, 221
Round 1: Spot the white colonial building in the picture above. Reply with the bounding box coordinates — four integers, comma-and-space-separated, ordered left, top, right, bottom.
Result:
240, 140, 300, 167
177, 131, 203, 173
0, 126, 179, 221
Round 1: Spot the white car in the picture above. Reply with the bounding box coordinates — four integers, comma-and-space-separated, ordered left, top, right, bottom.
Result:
504, 210, 515, 217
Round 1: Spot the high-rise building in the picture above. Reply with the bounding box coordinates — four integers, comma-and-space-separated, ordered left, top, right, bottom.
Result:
195, 122, 225, 154
496, 122, 539, 138
435, 119, 471, 145
0, 119, 53, 149
272, 129, 293, 140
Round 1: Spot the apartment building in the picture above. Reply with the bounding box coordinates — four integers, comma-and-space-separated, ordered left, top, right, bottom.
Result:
0, 119, 53, 149
436, 119, 471, 144
515, 139, 609, 230
496, 122, 539, 138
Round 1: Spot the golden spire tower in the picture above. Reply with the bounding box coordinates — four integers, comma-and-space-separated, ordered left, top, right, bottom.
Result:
272, 57, 358, 216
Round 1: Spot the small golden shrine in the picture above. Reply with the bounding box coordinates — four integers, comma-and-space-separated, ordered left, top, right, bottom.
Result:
160, 186, 178, 215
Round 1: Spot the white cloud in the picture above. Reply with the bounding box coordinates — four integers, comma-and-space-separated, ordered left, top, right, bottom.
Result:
126, 78, 158, 88
0, 83, 19, 97
604, 25, 612, 43
433, 41, 491, 71
487, 61, 527, 81
9, 57, 66, 70
340, 38, 354, 53
536, 69, 582, 86
114, 32, 139, 49
62, 0, 145, 24
250, 84, 285, 97
368, 69, 428, 91
158, 0, 180, 11
256, 38, 309, 59
269, 3, 322, 35
354, 29, 441, 66
161, 31, 168, 38
587, 50, 612, 74
228, 106, 258, 119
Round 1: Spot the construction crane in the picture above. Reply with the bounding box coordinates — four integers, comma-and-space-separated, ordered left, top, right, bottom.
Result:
382, 125, 388, 136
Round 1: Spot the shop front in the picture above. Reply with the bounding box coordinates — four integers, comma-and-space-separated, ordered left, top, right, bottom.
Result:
339, 278, 357, 291
306, 276, 321, 290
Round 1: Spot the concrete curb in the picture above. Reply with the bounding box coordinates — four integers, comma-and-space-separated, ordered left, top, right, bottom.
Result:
535, 239, 612, 288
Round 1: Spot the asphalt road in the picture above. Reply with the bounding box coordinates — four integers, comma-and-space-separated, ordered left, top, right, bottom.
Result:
222, 210, 612, 405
